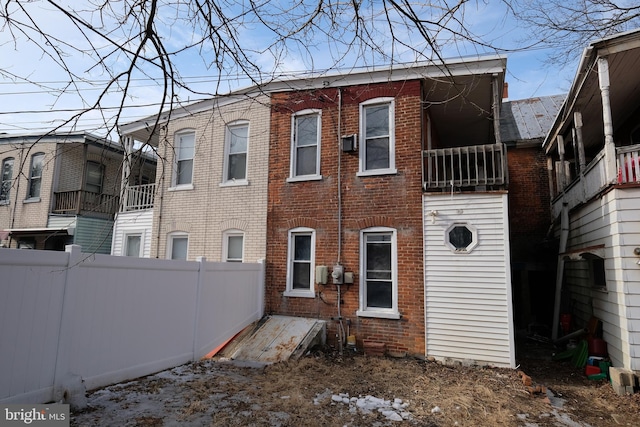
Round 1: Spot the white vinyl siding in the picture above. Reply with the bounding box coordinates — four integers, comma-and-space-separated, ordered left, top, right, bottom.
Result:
562, 187, 640, 370
424, 193, 515, 368
111, 210, 154, 258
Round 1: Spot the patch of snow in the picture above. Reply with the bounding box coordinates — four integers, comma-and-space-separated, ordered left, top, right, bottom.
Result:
323, 392, 412, 421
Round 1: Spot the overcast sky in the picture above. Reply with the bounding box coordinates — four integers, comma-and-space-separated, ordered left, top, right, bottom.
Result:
0, 1, 578, 137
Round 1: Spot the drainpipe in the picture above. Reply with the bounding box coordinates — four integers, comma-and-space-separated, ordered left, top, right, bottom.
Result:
597, 57, 618, 184
551, 203, 569, 340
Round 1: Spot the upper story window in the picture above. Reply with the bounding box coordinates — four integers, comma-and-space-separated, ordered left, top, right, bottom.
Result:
167, 232, 189, 260
289, 110, 321, 181
223, 230, 244, 262
27, 152, 45, 199
357, 227, 400, 319
1, 157, 14, 204
359, 98, 396, 176
223, 122, 249, 184
173, 131, 195, 187
85, 161, 104, 194
284, 227, 316, 298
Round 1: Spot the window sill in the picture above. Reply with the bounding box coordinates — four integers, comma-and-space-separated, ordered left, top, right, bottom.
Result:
356, 168, 397, 177
23, 197, 41, 204
286, 175, 323, 183
284, 289, 315, 298
591, 287, 608, 294
219, 179, 249, 187
0, 200, 9, 206
356, 309, 401, 320
168, 184, 194, 192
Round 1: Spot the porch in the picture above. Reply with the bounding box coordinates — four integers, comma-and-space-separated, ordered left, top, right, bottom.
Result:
423, 143, 508, 191
121, 183, 156, 211
52, 190, 119, 217
551, 144, 640, 218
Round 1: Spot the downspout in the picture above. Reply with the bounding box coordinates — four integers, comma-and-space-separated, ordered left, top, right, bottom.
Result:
336, 87, 345, 355
155, 131, 167, 258
551, 203, 569, 340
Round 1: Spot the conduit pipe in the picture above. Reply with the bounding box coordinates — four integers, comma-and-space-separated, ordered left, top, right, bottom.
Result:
551, 203, 569, 340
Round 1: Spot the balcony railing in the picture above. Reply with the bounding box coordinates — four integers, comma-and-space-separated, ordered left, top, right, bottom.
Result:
122, 183, 156, 211
53, 190, 119, 216
617, 145, 640, 184
423, 143, 507, 190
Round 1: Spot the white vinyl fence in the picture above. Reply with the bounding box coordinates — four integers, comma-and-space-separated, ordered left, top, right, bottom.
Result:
0, 245, 265, 404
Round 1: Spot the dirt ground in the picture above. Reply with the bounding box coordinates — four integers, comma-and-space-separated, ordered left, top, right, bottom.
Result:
70, 344, 640, 427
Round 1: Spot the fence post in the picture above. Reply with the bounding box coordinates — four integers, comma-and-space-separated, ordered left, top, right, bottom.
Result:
258, 258, 266, 318
52, 244, 87, 410
192, 256, 206, 361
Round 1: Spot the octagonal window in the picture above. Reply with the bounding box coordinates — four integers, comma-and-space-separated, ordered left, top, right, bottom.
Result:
445, 223, 478, 253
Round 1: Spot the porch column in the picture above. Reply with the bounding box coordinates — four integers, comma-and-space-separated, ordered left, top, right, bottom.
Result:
573, 112, 587, 173
492, 74, 502, 145
597, 57, 618, 183
557, 135, 566, 191
120, 136, 133, 212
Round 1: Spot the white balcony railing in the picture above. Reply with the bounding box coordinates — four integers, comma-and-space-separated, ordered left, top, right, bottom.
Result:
617, 145, 640, 184
122, 183, 156, 211
423, 143, 507, 190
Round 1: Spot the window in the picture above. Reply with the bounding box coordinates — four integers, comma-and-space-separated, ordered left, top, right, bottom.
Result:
285, 227, 315, 297
27, 152, 45, 199
167, 233, 189, 260
85, 161, 104, 193
445, 223, 478, 253
290, 111, 321, 180
223, 122, 248, 183
359, 98, 396, 175
124, 233, 143, 257
173, 131, 195, 187
1, 157, 13, 203
18, 238, 35, 249
358, 227, 399, 319
223, 230, 244, 262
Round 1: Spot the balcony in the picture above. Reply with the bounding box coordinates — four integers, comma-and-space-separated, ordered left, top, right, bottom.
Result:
550, 144, 640, 218
121, 183, 156, 212
423, 143, 508, 191
53, 190, 119, 217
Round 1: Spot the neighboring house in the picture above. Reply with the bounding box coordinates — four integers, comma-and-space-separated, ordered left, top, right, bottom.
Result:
0, 132, 154, 253
114, 93, 270, 262
264, 56, 517, 367
543, 29, 640, 372
500, 94, 565, 332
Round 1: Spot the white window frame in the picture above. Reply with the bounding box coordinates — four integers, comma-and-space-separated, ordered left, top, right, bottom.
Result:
1, 157, 14, 204
357, 227, 400, 319
444, 222, 478, 254
122, 231, 144, 257
167, 232, 189, 260
288, 109, 322, 182
171, 130, 195, 190
284, 227, 316, 298
27, 152, 45, 200
223, 229, 244, 262
221, 121, 249, 186
358, 98, 397, 176
85, 160, 104, 194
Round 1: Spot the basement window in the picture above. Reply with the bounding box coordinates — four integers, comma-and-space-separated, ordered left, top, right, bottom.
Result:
445, 223, 478, 253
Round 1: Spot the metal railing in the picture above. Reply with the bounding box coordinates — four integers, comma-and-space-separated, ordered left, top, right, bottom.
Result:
53, 190, 119, 216
423, 143, 507, 190
122, 183, 156, 211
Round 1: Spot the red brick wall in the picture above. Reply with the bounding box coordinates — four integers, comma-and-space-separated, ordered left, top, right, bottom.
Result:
507, 145, 552, 262
266, 81, 426, 356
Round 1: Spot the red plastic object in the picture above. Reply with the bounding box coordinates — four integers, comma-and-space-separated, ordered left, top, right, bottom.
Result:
585, 365, 601, 376
588, 338, 608, 356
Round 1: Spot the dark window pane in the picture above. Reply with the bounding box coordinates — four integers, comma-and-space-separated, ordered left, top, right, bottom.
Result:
366, 280, 392, 308
449, 226, 472, 250
297, 116, 318, 147
366, 105, 389, 137
293, 263, 311, 289
366, 138, 390, 170
367, 242, 391, 271
296, 146, 317, 176
227, 235, 243, 261
294, 235, 311, 260
229, 126, 248, 153
228, 153, 247, 180
171, 237, 188, 260
177, 159, 193, 185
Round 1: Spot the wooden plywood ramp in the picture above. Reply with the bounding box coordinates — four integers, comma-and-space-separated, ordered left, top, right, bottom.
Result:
215, 315, 326, 365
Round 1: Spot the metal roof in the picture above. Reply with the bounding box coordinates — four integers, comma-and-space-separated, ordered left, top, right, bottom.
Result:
500, 94, 566, 145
